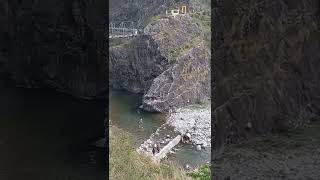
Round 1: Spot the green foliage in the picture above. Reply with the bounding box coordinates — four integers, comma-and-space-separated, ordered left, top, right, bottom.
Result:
109, 38, 129, 48
187, 164, 211, 180
191, 13, 211, 48
169, 36, 202, 63
191, 0, 211, 14
142, 14, 168, 28
109, 38, 135, 49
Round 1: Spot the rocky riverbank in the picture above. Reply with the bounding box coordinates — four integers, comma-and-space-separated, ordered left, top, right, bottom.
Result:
167, 103, 211, 148
137, 103, 211, 159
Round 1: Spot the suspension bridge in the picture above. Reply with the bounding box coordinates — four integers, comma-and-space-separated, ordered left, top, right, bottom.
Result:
109, 21, 139, 39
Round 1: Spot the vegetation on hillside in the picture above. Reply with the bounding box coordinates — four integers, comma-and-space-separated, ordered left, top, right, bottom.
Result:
169, 36, 203, 63
187, 164, 211, 180
109, 38, 136, 49
191, 13, 211, 47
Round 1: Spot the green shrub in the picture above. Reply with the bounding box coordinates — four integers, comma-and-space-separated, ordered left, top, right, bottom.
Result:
187, 164, 211, 180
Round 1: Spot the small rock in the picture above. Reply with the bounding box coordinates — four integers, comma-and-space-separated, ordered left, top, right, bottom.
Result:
185, 164, 191, 169
196, 144, 201, 151
166, 135, 170, 138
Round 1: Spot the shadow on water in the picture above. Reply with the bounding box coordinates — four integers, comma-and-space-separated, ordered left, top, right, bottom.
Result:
0, 79, 107, 180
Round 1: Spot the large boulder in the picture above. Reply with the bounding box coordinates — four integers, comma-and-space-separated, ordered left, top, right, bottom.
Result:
143, 42, 210, 112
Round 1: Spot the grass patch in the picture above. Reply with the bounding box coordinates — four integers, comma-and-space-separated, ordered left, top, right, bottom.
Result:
169, 36, 203, 63
109, 126, 191, 180
187, 164, 211, 180
142, 14, 168, 28
190, 13, 211, 48
109, 38, 136, 49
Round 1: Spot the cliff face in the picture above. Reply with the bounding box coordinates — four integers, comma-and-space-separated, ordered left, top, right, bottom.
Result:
109, 4, 211, 112
213, 0, 320, 147
1, 0, 106, 98
109, 36, 170, 93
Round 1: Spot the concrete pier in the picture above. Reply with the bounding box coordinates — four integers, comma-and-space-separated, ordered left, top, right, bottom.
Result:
154, 135, 181, 162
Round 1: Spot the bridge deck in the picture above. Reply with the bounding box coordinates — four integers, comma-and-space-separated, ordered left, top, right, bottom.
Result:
109, 28, 138, 39
109, 21, 138, 39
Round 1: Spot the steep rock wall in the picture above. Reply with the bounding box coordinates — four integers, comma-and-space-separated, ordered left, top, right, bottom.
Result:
213, 0, 320, 147
109, 36, 169, 93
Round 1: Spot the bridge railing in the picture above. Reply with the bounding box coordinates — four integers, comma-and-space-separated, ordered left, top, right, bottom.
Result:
109, 21, 138, 38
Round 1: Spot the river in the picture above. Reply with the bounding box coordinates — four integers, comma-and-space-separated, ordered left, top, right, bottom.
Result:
109, 90, 211, 169
0, 79, 107, 180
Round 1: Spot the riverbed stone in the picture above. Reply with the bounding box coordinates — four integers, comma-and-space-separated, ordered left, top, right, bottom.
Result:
168, 106, 211, 147
196, 145, 201, 151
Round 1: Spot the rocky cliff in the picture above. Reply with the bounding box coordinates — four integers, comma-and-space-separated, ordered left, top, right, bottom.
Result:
1, 0, 106, 98
109, 1, 211, 112
109, 36, 170, 93
213, 0, 320, 148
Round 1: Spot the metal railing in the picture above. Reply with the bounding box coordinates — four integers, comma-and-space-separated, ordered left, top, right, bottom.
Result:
109, 21, 138, 38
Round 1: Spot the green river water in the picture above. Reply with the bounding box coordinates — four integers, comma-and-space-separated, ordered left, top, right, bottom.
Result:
109, 90, 211, 169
